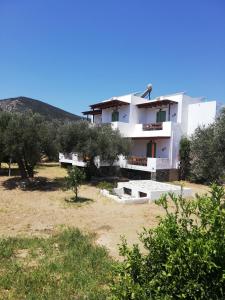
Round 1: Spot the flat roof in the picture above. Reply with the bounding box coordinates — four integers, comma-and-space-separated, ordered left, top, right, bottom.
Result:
137, 99, 177, 108
90, 99, 130, 110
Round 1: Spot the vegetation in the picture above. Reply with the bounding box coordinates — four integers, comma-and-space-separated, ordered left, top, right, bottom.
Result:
65, 166, 86, 201
58, 121, 130, 179
97, 181, 116, 193
0, 229, 113, 299
111, 184, 225, 299
0, 96, 81, 122
190, 125, 223, 183
179, 137, 191, 180
0, 111, 59, 179
189, 107, 225, 183
177, 107, 225, 184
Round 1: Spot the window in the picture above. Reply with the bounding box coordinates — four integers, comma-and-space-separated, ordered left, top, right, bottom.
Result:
124, 187, 132, 195
156, 110, 166, 123
112, 110, 119, 122
139, 191, 147, 198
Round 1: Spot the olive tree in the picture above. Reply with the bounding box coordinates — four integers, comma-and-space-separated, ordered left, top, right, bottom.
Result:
0, 111, 60, 178
58, 121, 130, 178
190, 125, 224, 184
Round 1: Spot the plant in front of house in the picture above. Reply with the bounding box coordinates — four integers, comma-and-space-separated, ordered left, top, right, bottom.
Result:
65, 166, 86, 201
179, 136, 191, 180
110, 184, 225, 299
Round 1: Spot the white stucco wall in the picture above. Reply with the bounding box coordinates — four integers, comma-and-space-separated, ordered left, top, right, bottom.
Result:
101, 105, 130, 123
187, 101, 217, 136
94, 114, 102, 124
131, 139, 170, 158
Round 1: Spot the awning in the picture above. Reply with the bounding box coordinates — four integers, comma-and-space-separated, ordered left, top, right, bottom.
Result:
137, 99, 176, 108
82, 109, 102, 116
90, 99, 129, 110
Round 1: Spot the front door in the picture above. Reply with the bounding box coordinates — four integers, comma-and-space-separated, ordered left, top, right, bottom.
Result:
146, 141, 157, 158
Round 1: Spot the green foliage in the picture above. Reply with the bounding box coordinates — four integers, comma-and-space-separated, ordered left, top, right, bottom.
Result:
189, 108, 225, 183
179, 137, 191, 180
58, 121, 131, 179
0, 228, 113, 299
214, 107, 225, 167
65, 166, 86, 201
97, 181, 116, 193
0, 111, 60, 178
111, 184, 225, 299
190, 125, 224, 184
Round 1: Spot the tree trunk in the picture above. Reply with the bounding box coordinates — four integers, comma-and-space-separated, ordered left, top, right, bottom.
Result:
17, 159, 28, 179
86, 156, 98, 180
75, 186, 78, 201
26, 162, 34, 178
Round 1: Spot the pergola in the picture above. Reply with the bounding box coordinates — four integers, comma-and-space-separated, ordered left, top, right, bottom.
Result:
82, 99, 130, 121
137, 99, 176, 108
90, 99, 129, 110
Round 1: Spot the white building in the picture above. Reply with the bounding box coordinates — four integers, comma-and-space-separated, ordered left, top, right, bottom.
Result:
59, 86, 217, 181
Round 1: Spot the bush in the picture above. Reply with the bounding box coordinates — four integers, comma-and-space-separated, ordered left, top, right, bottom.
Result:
65, 166, 86, 201
97, 181, 116, 193
111, 184, 225, 299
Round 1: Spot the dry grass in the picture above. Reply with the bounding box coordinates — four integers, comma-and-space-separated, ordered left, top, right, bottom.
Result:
0, 163, 209, 258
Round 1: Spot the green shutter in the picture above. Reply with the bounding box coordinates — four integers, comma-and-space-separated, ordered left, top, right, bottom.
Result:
156, 110, 166, 123
112, 111, 119, 122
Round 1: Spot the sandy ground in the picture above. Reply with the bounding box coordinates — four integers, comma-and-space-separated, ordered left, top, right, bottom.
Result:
0, 164, 209, 258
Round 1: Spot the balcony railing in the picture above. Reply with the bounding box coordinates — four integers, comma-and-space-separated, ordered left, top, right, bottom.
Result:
128, 156, 147, 166
142, 122, 163, 131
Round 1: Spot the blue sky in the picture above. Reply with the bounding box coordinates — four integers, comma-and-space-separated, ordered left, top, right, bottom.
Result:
0, 0, 224, 116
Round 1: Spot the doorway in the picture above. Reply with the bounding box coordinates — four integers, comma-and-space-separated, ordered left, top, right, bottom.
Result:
146, 141, 157, 158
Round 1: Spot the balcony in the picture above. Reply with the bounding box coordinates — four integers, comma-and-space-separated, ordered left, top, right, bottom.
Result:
59, 153, 87, 167
142, 122, 163, 131
132, 121, 172, 138
125, 156, 171, 172
127, 156, 147, 166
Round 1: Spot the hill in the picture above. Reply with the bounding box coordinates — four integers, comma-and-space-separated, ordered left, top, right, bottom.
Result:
0, 96, 82, 121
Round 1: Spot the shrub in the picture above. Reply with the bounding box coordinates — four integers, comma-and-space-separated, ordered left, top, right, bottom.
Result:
65, 166, 86, 201
97, 181, 116, 193
111, 184, 225, 299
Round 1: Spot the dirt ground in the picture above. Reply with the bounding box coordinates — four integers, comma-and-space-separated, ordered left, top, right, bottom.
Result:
0, 164, 209, 258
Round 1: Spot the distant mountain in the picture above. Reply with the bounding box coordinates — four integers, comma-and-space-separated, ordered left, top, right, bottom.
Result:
0, 96, 82, 122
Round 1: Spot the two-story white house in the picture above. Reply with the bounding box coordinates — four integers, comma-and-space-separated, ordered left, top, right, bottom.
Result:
59, 85, 217, 181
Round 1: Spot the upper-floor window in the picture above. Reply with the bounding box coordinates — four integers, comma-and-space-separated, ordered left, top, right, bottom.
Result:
112, 110, 119, 122
156, 110, 166, 123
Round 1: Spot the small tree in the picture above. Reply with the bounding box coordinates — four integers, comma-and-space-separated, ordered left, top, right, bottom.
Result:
111, 184, 225, 299
65, 166, 86, 201
179, 136, 191, 180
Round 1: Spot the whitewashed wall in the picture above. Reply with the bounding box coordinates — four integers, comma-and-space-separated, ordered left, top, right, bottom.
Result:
187, 101, 217, 136
131, 139, 170, 158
